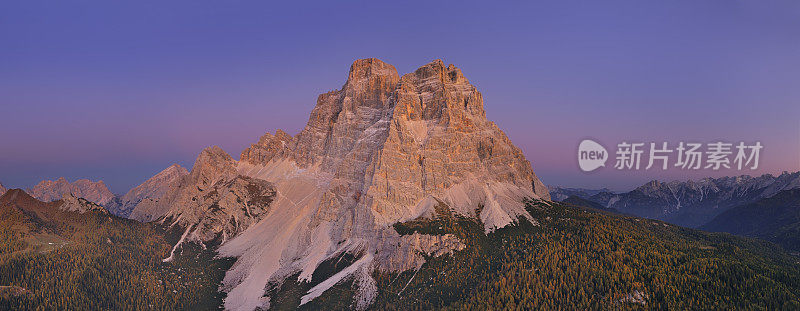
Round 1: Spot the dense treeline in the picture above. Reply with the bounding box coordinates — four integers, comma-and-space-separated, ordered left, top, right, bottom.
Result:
0, 205, 232, 310
304, 201, 800, 310
3, 193, 800, 310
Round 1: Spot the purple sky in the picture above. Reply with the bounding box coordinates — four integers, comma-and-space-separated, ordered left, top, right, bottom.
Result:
2, 1, 799, 194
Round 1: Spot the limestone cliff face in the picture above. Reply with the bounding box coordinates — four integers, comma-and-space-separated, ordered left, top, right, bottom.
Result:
240, 130, 293, 166
29, 177, 117, 207
215, 59, 550, 310
291, 58, 400, 168
139, 58, 549, 310
367, 59, 549, 224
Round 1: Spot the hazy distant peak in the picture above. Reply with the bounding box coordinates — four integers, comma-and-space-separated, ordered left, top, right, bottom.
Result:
29, 177, 116, 207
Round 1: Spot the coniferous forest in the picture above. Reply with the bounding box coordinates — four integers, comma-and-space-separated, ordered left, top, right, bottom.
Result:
2, 192, 800, 310
275, 200, 800, 310
0, 191, 233, 310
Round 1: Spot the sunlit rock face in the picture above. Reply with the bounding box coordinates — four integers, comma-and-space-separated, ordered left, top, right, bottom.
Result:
240, 129, 293, 166
130, 146, 276, 243
29, 177, 117, 207
140, 58, 549, 310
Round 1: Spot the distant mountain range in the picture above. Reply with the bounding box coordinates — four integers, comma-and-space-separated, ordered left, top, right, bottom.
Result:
28, 177, 117, 208
549, 171, 800, 228
5, 165, 189, 218
547, 186, 614, 201
2, 188, 107, 216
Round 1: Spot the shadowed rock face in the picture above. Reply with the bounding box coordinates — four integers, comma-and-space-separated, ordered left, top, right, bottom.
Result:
116, 164, 188, 218
137, 58, 549, 310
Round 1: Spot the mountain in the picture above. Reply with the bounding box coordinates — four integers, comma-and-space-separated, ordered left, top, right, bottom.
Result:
4, 58, 800, 310
0, 188, 107, 217
702, 188, 800, 252
0, 189, 232, 309
557, 172, 800, 228
114, 164, 188, 217
132, 58, 549, 310
129, 146, 277, 246
0, 182, 6, 196
58, 193, 109, 214
547, 186, 613, 201
28, 177, 118, 207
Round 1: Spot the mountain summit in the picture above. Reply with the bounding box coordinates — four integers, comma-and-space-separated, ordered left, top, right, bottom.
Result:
133, 58, 549, 310
29, 177, 117, 207
118, 164, 188, 218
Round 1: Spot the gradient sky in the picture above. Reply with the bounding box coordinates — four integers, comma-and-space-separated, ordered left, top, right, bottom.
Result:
2, 1, 799, 194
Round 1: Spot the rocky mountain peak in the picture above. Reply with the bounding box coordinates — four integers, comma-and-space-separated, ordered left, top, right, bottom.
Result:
165, 163, 187, 172
29, 177, 116, 207
132, 58, 550, 310
191, 146, 236, 188
636, 180, 664, 193
0, 188, 105, 215
0, 182, 6, 196
0, 188, 35, 205
409, 59, 469, 85
342, 58, 399, 110
240, 130, 294, 166
395, 59, 485, 125
291, 58, 400, 168
347, 58, 399, 82
114, 164, 189, 217
214, 58, 550, 310
198, 145, 233, 163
